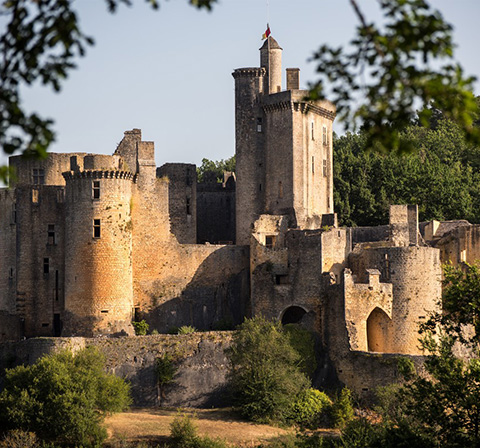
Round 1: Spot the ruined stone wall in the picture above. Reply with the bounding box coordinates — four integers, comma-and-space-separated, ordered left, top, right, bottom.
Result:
233, 68, 266, 245
157, 163, 197, 244
436, 224, 480, 265
348, 245, 441, 354
135, 241, 250, 332
320, 228, 348, 280
343, 270, 393, 352
0, 333, 232, 408
197, 180, 235, 244
350, 225, 389, 244
0, 188, 16, 315
9, 153, 87, 187
14, 186, 66, 338
63, 163, 135, 337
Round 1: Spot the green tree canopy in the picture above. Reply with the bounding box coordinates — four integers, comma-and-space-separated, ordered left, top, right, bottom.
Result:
334, 117, 480, 227
196, 155, 235, 183
226, 316, 310, 424
0, 347, 131, 447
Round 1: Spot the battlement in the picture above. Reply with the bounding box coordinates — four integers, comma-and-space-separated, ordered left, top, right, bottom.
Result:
63, 170, 136, 182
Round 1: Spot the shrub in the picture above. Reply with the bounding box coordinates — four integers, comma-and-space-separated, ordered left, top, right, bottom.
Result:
132, 319, 149, 335
0, 430, 38, 448
0, 347, 131, 447
155, 354, 177, 405
177, 325, 197, 334
289, 388, 332, 429
226, 316, 310, 423
169, 414, 228, 448
331, 388, 354, 429
284, 324, 317, 379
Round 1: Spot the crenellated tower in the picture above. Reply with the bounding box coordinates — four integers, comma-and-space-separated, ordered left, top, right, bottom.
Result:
63, 154, 135, 336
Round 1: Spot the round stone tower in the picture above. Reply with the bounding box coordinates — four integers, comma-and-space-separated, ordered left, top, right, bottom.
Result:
260, 36, 283, 94
62, 154, 135, 336
349, 245, 442, 354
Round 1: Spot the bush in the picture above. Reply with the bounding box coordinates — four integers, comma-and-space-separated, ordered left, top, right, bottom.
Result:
226, 316, 310, 423
0, 430, 38, 448
289, 388, 332, 429
284, 324, 317, 379
132, 319, 149, 335
331, 388, 354, 429
169, 414, 228, 448
177, 325, 197, 334
156, 354, 177, 405
0, 347, 131, 447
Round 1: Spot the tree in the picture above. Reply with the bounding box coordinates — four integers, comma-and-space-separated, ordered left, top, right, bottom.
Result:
309, 0, 479, 154
196, 155, 236, 183
1, 0, 477, 173
0, 347, 131, 447
358, 263, 480, 448
226, 316, 310, 424
333, 117, 480, 227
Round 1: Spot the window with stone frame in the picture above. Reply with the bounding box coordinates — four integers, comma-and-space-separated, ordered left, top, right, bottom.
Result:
93, 219, 101, 238
33, 168, 45, 185
92, 181, 100, 199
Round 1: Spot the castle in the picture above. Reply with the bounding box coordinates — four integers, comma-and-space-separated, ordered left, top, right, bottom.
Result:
1, 37, 478, 392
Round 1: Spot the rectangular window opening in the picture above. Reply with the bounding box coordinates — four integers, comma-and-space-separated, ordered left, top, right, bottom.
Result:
265, 235, 276, 249
101, 309, 109, 314
43, 258, 49, 274
32, 188, 39, 203
93, 181, 100, 199
186, 197, 191, 215
311, 121, 315, 140
9, 267, 14, 279
323, 159, 327, 177
55, 270, 59, 301
257, 117, 263, 133
323, 126, 328, 146
47, 224, 56, 245
33, 168, 45, 185
275, 274, 289, 285
93, 219, 101, 238
312, 156, 315, 174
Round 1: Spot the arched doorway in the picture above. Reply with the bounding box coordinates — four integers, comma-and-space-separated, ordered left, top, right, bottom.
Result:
281, 306, 307, 325
366, 307, 392, 352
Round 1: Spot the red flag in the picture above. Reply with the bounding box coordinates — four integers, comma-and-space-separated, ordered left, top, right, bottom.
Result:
262, 25, 271, 40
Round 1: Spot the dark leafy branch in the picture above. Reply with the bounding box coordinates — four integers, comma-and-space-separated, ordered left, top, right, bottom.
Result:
309, 0, 480, 154
0, 0, 217, 176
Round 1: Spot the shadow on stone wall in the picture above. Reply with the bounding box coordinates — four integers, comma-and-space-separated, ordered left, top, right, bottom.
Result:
145, 246, 250, 333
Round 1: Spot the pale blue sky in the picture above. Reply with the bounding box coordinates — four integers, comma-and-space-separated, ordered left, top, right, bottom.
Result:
11, 0, 480, 169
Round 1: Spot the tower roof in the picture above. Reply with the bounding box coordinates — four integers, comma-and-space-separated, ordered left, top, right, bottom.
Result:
260, 36, 282, 50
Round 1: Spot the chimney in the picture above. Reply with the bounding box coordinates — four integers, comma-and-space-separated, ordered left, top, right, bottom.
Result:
286, 68, 300, 90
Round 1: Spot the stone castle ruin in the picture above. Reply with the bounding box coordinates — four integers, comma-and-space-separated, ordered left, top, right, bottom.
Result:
0, 36, 478, 395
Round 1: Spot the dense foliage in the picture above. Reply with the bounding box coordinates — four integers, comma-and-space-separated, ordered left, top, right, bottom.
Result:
226, 316, 310, 423
196, 156, 236, 183
310, 0, 479, 154
334, 118, 480, 227
0, 347, 131, 447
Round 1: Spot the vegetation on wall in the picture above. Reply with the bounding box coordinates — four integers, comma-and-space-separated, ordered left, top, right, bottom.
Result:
0, 347, 131, 447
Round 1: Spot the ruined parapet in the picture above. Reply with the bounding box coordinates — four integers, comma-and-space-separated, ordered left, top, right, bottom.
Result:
63, 157, 135, 337
435, 223, 480, 265
343, 269, 393, 352
157, 163, 197, 244
389, 204, 419, 246
9, 152, 88, 187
